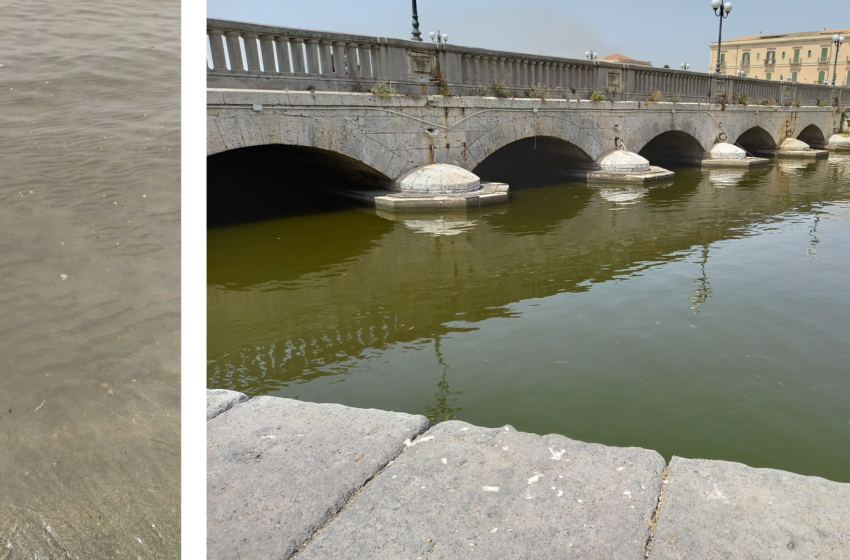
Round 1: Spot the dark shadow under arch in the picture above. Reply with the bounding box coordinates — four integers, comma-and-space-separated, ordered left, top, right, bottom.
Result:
472, 137, 595, 188
638, 131, 706, 166
208, 145, 392, 227
735, 126, 777, 155
797, 124, 826, 148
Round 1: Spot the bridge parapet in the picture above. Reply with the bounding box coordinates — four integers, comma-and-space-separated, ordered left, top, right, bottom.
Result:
208, 18, 850, 107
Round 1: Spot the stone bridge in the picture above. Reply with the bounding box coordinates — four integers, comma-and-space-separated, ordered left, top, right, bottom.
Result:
207, 19, 850, 208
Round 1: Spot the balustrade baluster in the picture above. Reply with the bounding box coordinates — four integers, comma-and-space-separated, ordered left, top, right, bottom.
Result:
371, 45, 383, 79
346, 45, 360, 77
208, 29, 228, 71
259, 35, 278, 74
224, 32, 245, 73
243, 33, 261, 73
290, 38, 307, 74
275, 37, 292, 74
359, 44, 372, 77
304, 39, 320, 74
319, 41, 333, 76
332, 42, 347, 76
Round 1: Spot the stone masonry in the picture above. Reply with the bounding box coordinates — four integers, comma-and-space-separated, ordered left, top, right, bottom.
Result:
207, 390, 850, 560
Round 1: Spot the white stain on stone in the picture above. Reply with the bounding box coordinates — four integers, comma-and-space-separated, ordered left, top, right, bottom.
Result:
60, 274, 68, 280
411, 436, 435, 446
527, 474, 541, 485
460, 427, 470, 431
549, 447, 566, 460
441, 458, 447, 465
617, 466, 626, 471
260, 435, 276, 439
490, 528, 498, 533
482, 486, 500, 492
558, 490, 564, 497
623, 490, 631, 499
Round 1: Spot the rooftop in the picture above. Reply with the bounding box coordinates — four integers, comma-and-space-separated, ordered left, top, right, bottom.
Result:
717, 29, 850, 43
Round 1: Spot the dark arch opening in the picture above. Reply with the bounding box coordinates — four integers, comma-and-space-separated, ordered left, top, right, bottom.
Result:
208, 145, 392, 226
735, 127, 777, 155
472, 136, 595, 188
797, 125, 826, 148
638, 131, 706, 166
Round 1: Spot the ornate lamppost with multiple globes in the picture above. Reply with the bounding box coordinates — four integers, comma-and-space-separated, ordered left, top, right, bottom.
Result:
831, 34, 844, 85
429, 30, 449, 44
585, 51, 598, 61
681, 63, 691, 71
711, 0, 734, 74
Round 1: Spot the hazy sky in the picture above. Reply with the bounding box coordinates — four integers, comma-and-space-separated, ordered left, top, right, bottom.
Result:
207, 0, 848, 72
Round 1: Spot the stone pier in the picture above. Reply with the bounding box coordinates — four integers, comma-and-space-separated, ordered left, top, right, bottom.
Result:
207, 390, 850, 560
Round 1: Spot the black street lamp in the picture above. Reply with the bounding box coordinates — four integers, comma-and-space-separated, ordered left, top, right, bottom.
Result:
831, 34, 845, 86
711, 0, 734, 75
681, 63, 691, 71
411, 0, 422, 41
585, 50, 598, 61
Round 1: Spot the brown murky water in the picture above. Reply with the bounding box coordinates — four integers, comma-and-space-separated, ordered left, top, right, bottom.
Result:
0, 0, 180, 557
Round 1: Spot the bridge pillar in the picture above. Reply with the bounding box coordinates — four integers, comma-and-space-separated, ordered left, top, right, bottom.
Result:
776, 138, 829, 159
826, 134, 850, 152
702, 142, 770, 168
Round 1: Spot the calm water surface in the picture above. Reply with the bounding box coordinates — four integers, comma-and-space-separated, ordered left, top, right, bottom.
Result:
209, 159, 850, 483
1, 0, 180, 556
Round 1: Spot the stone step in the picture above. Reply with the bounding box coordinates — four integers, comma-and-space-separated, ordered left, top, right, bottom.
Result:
207, 391, 850, 560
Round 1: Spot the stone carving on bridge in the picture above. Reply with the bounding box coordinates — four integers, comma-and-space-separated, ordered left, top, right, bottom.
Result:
407, 51, 434, 75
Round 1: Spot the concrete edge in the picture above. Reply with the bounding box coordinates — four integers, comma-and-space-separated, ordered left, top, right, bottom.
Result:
207, 388, 249, 420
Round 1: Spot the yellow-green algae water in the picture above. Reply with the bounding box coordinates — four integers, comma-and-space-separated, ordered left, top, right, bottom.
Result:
209, 159, 850, 483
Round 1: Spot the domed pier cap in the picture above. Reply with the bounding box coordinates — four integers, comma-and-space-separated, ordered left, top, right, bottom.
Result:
827, 134, 850, 149
396, 164, 481, 194
709, 142, 747, 160
779, 137, 811, 152
596, 150, 651, 173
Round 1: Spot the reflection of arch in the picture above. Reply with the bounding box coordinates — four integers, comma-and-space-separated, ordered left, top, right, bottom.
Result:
208, 144, 392, 225
638, 131, 707, 164
797, 124, 826, 148
735, 126, 777, 154
473, 136, 595, 186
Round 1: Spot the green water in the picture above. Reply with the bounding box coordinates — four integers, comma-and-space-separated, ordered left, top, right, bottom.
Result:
208, 159, 850, 482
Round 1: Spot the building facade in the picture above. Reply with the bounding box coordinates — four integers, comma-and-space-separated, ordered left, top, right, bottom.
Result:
601, 54, 653, 67
709, 29, 849, 85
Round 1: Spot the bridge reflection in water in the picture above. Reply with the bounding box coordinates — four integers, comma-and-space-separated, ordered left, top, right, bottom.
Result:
208, 157, 850, 482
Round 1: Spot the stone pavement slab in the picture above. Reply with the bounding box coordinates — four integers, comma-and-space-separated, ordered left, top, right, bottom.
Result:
207, 388, 249, 420
207, 394, 430, 560
297, 420, 666, 560
651, 456, 850, 560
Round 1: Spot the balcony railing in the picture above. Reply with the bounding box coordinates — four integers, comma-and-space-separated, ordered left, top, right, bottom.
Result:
206, 19, 850, 106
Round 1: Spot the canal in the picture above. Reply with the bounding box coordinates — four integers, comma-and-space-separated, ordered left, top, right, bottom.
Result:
208, 157, 850, 483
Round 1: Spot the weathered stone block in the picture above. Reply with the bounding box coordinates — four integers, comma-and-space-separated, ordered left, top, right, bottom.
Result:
299, 421, 665, 560
651, 457, 850, 560
215, 117, 245, 151
206, 389, 248, 420
207, 396, 429, 560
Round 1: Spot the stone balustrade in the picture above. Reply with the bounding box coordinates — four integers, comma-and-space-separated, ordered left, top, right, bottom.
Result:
208, 19, 850, 107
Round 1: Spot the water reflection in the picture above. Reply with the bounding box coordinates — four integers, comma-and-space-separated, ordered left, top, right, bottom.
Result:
209, 157, 850, 482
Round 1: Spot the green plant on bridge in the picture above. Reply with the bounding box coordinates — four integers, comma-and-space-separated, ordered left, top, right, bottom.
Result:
490, 73, 511, 98
306, 85, 316, 93
529, 82, 550, 101
816, 99, 827, 107
429, 68, 451, 97
733, 93, 749, 106
646, 90, 663, 104
472, 84, 487, 96
791, 97, 802, 107
370, 81, 397, 100
570, 87, 577, 94
671, 92, 682, 103
589, 89, 605, 102
759, 97, 776, 106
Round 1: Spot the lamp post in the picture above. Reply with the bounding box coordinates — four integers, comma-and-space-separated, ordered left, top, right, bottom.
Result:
585, 50, 598, 61
429, 30, 449, 44
711, 0, 734, 74
831, 34, 845, 85
411, 0, 422, 41
681, 63, 691, 70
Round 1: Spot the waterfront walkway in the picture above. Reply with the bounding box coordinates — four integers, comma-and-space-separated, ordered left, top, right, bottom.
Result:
207, 390, 849, 559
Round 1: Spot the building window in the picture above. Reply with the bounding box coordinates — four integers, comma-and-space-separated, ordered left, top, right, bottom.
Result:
766, 72, 772, 80
781, 51, 786, 59
847, 69, 850, 85
766, 51, 775, 62
793, 48, 800, 62
808, 50, 812, 58
818, 70, 826, 83
742, 52, 750, 65
821, 47, 829, 61
791, 71, 798, 82
756, 53, 761, 60
720, 52, 726, 64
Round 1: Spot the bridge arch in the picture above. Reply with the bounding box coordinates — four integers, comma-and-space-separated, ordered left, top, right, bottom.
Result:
208, 112, 406, 179
207, 144, 392, 225
797, 124, 827, 148
637, 131, 707, 164
735, 126, 777, 153
472, 135, 596, 185
465, 115, 605, 174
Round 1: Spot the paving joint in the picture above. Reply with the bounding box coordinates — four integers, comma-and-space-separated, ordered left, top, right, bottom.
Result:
290, 429, 432, 559
644, 465, 670, 558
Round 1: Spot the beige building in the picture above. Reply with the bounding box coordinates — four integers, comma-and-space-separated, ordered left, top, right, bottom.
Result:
709, 29, 849, 85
